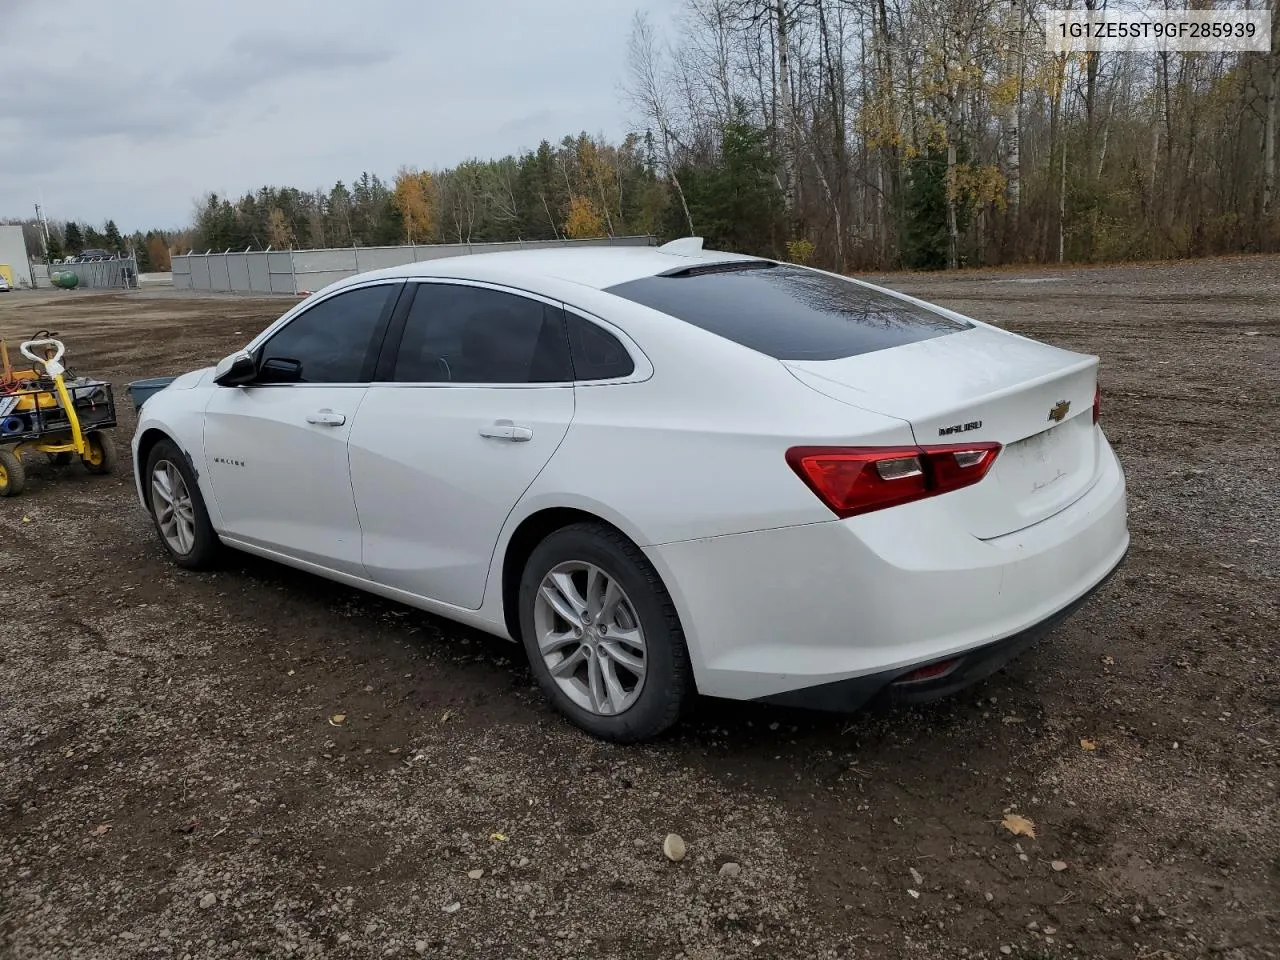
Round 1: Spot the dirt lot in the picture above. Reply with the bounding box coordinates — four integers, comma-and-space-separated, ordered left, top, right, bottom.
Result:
1, 257, 1276, 960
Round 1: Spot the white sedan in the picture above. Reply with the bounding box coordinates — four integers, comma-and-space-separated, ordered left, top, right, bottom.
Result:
132, 240, 1129, 741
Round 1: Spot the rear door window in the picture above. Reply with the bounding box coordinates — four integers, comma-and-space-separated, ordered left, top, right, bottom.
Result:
605, 263, 970, 361
392, 283, 573, 384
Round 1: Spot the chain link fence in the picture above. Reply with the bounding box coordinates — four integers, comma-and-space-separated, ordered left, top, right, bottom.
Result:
173, 236, 655, 295
43, 257, 139, 289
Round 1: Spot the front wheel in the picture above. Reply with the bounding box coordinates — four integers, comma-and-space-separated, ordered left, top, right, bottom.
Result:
518, 522, 691, 742
144, 439, 221, 569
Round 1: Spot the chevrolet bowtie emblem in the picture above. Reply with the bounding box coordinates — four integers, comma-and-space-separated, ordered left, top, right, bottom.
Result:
1047, 400, 1071, 423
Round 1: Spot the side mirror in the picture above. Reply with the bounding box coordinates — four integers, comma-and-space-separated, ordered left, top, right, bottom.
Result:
213, 350, 257, 386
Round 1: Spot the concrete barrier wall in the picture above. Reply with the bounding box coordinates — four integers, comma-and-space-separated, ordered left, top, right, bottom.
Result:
174, 236, 655, 295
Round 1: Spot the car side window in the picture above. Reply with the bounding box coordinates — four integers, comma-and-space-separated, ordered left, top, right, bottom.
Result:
565, 311, 635, 381
257, 284, 395, 384
393, 283, 572, 384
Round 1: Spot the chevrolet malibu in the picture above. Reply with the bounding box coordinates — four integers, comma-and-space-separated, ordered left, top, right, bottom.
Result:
132, 240, 1128, 741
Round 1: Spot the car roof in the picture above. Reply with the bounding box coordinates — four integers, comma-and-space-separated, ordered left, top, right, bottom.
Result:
334, 243, 768, 293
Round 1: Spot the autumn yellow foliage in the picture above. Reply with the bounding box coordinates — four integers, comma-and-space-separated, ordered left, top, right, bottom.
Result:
393, 167, 437, 244
786, 238, 816, 264
146, 235, 171, 272
564, 196, 607, 239
266, 208, 294, 249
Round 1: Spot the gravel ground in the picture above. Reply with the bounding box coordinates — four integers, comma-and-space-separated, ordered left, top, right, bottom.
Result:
0, 256, 1276, 960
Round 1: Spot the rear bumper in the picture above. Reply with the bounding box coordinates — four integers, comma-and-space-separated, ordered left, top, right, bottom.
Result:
644, 432, 1129, 703
755, 543, 1126, 711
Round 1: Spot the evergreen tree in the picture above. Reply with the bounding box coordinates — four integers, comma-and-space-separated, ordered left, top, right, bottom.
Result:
64, 221, 83, 254
326, 182, 353, 245
672, 118, 783, 257
192, 193, 251, 251
104, 219, 123, 253
132, 231, 152, 271
901, 148, 971, 270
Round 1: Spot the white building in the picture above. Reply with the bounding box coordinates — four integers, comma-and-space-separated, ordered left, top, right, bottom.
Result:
0, 225, 36, 289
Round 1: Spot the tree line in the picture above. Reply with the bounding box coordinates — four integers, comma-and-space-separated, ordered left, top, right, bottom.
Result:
8, 0, 1277, 273
183, 124, 794, 262
624, 0, 1279, 270
187, 135, 673, 254
189, 0, 1279, 272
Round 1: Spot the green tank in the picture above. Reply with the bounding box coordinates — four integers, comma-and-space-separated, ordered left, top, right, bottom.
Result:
50, 271, 80, 289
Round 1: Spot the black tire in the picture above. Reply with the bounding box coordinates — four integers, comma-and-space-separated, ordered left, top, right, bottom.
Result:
517, 522, 691, 742
80, 431, 117, 475
144, 438, 221, 570
0, 448, 25, 497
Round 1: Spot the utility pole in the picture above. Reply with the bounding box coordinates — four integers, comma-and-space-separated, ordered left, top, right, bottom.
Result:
33, 201, 50, 252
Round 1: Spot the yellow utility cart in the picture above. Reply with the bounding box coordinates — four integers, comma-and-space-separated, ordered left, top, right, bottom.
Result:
0, 333, 118, 496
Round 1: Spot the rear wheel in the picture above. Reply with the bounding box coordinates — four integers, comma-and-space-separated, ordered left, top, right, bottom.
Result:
0, 449, 25, 497
145, 439, 220, 569
80, 431, 117, 475
518, 522, 691, 742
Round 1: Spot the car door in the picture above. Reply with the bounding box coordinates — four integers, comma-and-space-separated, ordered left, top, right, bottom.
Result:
347, 280, 575, 609
202, 280, 403, 574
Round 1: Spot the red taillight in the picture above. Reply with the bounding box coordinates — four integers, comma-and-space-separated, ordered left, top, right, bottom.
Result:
1092, 384, 1101, 424
785, 442, 1002, 519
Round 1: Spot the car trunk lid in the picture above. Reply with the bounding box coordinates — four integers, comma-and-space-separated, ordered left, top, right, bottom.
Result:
785, 325, 1101, 538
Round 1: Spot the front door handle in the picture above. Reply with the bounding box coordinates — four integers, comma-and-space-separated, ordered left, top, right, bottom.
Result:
479, 419, 533, 442
306, 409, 346, 426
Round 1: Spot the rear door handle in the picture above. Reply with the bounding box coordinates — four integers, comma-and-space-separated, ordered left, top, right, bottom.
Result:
306, 409, 346, 426
479, 419, 533, 442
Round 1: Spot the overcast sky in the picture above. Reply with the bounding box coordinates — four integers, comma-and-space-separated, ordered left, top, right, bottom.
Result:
0, 0, 678, 232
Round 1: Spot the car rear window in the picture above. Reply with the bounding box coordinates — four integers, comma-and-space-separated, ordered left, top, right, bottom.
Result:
605, 263, 970, 361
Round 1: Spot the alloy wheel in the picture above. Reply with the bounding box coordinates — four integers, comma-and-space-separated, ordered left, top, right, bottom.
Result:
532, 561, 647, 716
150, 459, 197, 555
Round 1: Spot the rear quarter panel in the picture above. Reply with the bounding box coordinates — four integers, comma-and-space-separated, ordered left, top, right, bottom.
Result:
494, 295, 919, 548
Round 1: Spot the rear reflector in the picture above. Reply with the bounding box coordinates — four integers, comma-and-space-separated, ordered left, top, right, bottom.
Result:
894, 658, 960, 685
1093, 383, 1101, 424
786, 442, 1002, 518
